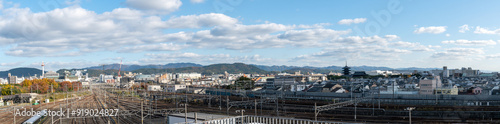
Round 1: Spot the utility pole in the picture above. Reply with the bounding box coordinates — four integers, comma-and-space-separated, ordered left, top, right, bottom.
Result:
226, 95, 229, 115
354, 97, 357, 122
275, 93, 279, 117
13, 106, 15, 124
181, 103, 188, 123
117, 92, 120, 124
406, 107, 416, 124
435, 78, 438, 104
254, 99, 257, 115
236, 109, 245, 123
194, 112, 198, 123
314, 102, 317, 122
141, 101, 144, 124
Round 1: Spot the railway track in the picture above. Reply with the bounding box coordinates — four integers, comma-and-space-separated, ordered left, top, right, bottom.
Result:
7, 86, 500, 123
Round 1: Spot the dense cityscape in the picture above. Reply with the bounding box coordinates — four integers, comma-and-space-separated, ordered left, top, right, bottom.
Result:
1, 0, 500, 124
1, 62, 500, 123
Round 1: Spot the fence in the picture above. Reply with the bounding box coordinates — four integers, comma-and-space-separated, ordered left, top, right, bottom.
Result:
175, 115, 346, 124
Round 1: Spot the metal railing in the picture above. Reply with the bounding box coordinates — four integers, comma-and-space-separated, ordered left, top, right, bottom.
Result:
174, 115, 346, 124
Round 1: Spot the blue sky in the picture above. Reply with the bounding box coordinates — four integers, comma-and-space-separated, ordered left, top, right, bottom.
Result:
1, 0, 500, 72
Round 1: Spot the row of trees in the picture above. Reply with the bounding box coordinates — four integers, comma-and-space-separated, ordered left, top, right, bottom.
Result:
223, 76, 255, 90
1, 79, 82, 95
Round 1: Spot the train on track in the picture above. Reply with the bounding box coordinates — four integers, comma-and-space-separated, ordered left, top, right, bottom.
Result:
22, 109, 47, 124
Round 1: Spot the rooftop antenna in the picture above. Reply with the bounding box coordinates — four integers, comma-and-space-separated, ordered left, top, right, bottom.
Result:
99, 64, 106, 75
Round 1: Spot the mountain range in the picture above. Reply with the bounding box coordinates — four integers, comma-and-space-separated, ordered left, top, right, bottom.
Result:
1, 63, 441, 78
0, 68, 43, 78
83, 63, 203, 71
133, 63, 268, 75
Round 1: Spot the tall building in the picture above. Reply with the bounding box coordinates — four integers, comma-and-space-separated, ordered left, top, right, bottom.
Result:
419, 76, 442, 95
443, 66, 449, 78
8, 73, 17, 84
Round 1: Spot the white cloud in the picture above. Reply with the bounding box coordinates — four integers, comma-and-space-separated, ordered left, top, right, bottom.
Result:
141, 53, 278, 65
337, 18, 367, 25
29, 61, 99, 71
118, 43, 188, 53
390, 41, 435, 52
211, 23, 291, 36
0, 61, 23, 66
414, 26, 447, 34
0, 6, 248, 57
474, 26, 500, 35
165, 13, 238, 28
110, 57, 123, 61
459, 24, 469, 33
432, 48, 484, 60
65, 0, 81, 5
278, 29, 351, 42
294, 23, 331, 29
178, 27, 351, 50
292, 35, 414, 65
446, 34, 450, 37
486, 54, 500, 59
126, 0, 182, 15
293, 45, 410, 66
190, 0, 204, 3
442, 39, 497, 46
330, 35, 396, 46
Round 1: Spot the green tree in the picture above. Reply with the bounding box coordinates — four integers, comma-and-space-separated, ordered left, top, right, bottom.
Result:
1, 85, 14, 95
233, 76, 255, 90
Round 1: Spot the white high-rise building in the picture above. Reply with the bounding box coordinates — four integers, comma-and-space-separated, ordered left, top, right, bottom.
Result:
443, 66, 449, 78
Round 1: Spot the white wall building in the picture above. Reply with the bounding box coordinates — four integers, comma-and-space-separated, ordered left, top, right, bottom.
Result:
176, 73, 202, 79
100, 74, 114, 83
165, 84, 187, 92
366, 70, 393, 76
148, 85, 162, 91
419, 76, 442, 95
0, 78, 6, 84
380, 85, 419, 95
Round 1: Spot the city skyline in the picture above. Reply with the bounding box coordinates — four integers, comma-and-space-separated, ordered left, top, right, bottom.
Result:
1, 0, 500, 71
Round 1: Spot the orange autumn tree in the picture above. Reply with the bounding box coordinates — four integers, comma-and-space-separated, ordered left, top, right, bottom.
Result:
21, 79, 32, 87
71, 81, 82, 91
32, 79, 49, 93
58, 81, 73, 92
18, 79, 77, 93
44, 79, 59, 93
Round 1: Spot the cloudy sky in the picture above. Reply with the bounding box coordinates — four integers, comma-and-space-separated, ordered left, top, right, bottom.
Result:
0, 0, 500, 71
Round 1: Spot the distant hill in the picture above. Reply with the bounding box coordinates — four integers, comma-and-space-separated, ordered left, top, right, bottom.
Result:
133, 63, 267, 75
250, 65, 301, 71
255, 65, 437, 74
51, 63, 441, 77
395, 67, 440, 71
0, 68, 43, 78
281, 67, 340, 74
83, 63, 203, 71
322, 65, 393, 71
57, 69, 130, 77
